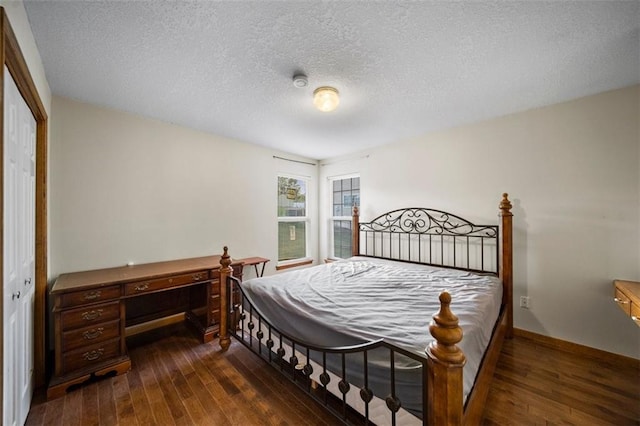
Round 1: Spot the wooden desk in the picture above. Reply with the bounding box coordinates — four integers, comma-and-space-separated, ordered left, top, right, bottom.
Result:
238, 256, 270, 277
48, 255, 242, 399
613, 279, 640, 327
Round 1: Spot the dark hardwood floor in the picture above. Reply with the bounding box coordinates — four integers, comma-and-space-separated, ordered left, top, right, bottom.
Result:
27, 324, 639, 425
482, 335, 639, 425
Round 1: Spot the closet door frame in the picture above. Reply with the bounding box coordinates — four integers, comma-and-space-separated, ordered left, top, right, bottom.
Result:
0, 6, 48, 414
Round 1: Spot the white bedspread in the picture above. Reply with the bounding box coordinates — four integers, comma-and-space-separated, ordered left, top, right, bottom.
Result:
240, 256, 502, 409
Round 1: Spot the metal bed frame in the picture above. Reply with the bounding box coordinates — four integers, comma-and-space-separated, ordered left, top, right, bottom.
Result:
218, 193, 513, 425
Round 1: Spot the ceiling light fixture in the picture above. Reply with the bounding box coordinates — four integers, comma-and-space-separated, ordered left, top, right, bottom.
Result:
313, 86, 340, 112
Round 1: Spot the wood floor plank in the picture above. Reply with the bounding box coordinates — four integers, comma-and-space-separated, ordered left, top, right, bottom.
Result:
168, 335, 197, 376
481, 336, 640, 425
207, 357, 270, 425
187, 338, 257, 425
29, 323, 638, 426
179, 395, 212, 426
80, 384, 100, 426
112, 374, 138, 425
159, 338, 194, 402
40, 392, 65, 426
60, 389, 83, 426
205, 379, 254, 425
163, 338, 217, 426
24, 393, 47, 426
131, 344, 177, 425
146, 343, 193, 425
96, 378, 118, 426
180, 338, 259, 425
125, 367, 155, 426
183, 370, 231, 425
229, 346, 333, 425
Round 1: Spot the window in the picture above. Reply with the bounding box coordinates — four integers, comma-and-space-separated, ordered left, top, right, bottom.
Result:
330, 175, 360, 259
277, 175, 309, 264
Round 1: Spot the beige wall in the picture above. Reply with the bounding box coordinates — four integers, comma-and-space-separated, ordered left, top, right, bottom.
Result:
50, 96, 318, 278
320, 85, 640, 359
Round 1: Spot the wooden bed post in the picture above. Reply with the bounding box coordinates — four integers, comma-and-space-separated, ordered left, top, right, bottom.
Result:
219, 246, 233, 351
426, 292, 466, 426
499, 193, 514, 338
352, 206, 360, 256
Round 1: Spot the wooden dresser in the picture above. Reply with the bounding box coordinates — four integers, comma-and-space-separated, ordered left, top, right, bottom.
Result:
48, 255, 243, 399
613, 279, 640, 327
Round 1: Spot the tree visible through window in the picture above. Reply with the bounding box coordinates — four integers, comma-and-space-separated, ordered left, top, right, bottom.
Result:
278, 176, 308, 262
331, 176, 360, 259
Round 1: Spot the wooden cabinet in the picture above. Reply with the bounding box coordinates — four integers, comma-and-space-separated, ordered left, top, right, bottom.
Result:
124, 270, 208, 296
613, 280, 640, 327
48, 255, 242, 399
50, 284, 128, 397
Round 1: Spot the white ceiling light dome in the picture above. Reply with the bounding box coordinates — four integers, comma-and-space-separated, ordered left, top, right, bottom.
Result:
313, 86, 340, 112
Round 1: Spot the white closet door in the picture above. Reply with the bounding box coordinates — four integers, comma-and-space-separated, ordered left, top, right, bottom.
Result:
3, 65, 35, 426
17, 77, 35, 424
4, 64, 21, 426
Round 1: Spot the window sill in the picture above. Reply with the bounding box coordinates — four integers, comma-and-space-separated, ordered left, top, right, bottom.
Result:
276, 258, 313, 271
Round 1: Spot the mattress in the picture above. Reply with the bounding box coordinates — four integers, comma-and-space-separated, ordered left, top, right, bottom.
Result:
238, 256, 502, 420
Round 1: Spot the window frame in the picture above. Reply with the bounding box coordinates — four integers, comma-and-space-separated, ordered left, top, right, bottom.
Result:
277, 173, 312, 268
328, 174, 360, 260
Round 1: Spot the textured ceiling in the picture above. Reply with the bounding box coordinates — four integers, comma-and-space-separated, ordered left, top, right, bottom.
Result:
24, 1, 639, 160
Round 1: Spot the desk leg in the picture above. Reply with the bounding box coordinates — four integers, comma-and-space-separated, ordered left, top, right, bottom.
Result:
251, 262, 267, 277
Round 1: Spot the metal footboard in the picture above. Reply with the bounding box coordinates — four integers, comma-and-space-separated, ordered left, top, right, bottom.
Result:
226, 275, 428, 426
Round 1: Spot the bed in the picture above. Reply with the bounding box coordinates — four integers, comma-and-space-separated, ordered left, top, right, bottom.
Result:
218, 193, 513, 425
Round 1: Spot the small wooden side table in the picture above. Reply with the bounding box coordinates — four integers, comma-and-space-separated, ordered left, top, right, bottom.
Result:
238, 257, 270, 278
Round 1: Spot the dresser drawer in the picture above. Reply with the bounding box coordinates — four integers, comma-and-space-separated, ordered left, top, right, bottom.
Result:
60, 301, 120, 331
631, 302, 640, 325
614, 288, 631, 316
210, 294, 220, 311
125, 270, 209, 296
210, 293, 220, 310
210, 280, 220, 295
62, 338, 121, 375
63, 319, 120, 351
60, 285, 120, 308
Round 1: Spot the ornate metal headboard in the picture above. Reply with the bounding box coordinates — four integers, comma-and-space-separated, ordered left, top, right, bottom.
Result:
353, 207, 499, 274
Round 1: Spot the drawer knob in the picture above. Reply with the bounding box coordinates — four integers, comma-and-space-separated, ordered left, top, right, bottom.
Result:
84, 290, 102, 300
632, 316, 639, 322
82, 328, 104, 340
193, 273, 203, 281
82, 348, 104, 361
614, 297, 629, 304
81, 309, 103, 321
134, 283, 150, 292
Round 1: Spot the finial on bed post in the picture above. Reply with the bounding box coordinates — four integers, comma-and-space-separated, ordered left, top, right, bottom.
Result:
219, 246, 233, 352
352, 206, 360, 256
426, 292, 465, 426
499, 193, 514, 339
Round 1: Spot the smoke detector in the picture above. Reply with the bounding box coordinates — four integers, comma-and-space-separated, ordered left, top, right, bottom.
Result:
292, 74, 308, 88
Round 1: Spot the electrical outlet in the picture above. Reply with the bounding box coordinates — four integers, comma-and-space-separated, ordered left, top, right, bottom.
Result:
520, 296, 530, 309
